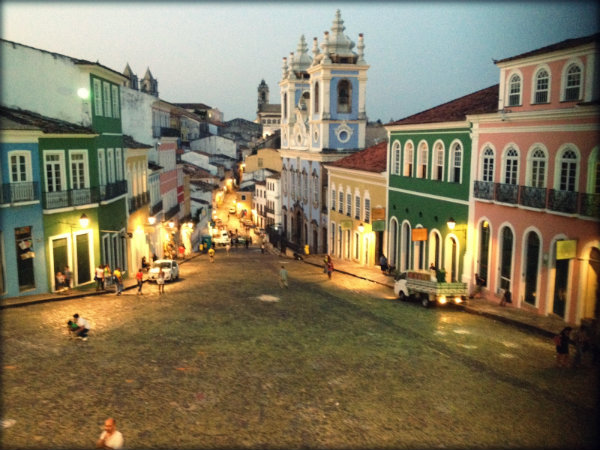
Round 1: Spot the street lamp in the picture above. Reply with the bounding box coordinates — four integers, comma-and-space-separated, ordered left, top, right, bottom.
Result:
148, 216, 156, 225
447, 217, 456, 230
358, 223, 364, 233
79, 213, 89, 228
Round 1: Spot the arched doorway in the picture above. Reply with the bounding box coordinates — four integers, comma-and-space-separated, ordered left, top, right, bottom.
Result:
402, 222, 411, 272
389, 218, 398, 267
524, 231, 541, 306
552, 240, 569, 318
445, 236, 458, 282
499, 227, 514, 292
295, 211, 302, 245
582, 247, 600, 320
477, 221, 490, 287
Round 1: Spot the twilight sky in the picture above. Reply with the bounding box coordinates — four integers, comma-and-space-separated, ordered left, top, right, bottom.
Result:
2, 1, 599, 124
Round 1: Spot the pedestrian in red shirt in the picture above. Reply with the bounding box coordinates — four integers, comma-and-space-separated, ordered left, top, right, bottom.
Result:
136, 268, 144, 295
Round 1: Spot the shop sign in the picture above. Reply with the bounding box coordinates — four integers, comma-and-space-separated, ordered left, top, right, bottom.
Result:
372, 207, 385, 221
556, 239, 577, 260
411, 228, 428, 241
340, 220, 353, 230
372, 220, 385, 231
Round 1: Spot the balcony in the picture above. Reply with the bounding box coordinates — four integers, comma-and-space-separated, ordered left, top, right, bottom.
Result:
128, 191, 150, 214
151, 199, 163, 216
43, 180, 127, 210
473, 180, 600, 218
0, 182, 39, 204
164, 203, 180, 220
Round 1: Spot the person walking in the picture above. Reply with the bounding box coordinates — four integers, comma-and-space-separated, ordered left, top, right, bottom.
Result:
96, 417, 123, 449
279, 265, 289, 289
499, 288, 512, 306
226, 242, 231, 256
113, 267, 123, 296
208, 247, 215, 263
95, 265, 105, 291
326, 255, 334, 280
157, 268, 165, 294
555, 326, 572, 368
136, 268, 144, 295
104, 264, 112, 290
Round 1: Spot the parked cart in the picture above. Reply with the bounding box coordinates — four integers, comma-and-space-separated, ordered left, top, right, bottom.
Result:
393, 271, 468, 308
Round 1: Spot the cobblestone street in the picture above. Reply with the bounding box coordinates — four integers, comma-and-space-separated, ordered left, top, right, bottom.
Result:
1, 247, 598, 449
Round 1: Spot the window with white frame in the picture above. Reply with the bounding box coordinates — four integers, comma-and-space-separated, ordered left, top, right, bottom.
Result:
529, 147, 547, 188
364, 197, 371, 223
313, 173, 318, 204
482, 147, 495, 182
111, 85, 120, 118
504, 147, 519, 185
338, 189, 343, 213
565, 64, 582, 101
115, 148, 123, 180
534, 69, 550, 104
432, 142, 444, 180
355, 193, 361, 219
417, 142, 428, 178
93, 79, 102, 116
392, 141, 401, 175
337, 79, 352, 114
44, 152, 65, 192
102, 81, 112, 118
302, 172, 308, 202
69, 151, 88, 190
331, 186, 336, 210
98, 149, 106, 186
450, 143, 462, 183
9, 151, 31, 183
508, 74, 521, 106
559, 148, 578, 191
346, 191, 352, 216
107, 148, 115, 183
403, 142, 413, 177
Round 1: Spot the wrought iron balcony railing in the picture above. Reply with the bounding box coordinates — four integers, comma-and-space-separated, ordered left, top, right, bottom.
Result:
128, 191, 150, 214
164, 203, 180, 220
0, 182, 39, 204
473, 180, 600, 219
43, 180, 127, 210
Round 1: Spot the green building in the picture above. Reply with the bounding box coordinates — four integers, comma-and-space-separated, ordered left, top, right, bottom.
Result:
385, 85, 498, 285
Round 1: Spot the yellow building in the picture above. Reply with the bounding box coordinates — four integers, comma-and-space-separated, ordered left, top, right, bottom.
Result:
325, 141, 388, 267
243, 148, 282, 174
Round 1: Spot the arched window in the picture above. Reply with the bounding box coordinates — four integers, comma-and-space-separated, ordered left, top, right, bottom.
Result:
282, 166, 288, 195
508, 74, 521, 106
337, 80, 352, 113
432, 142, 444, 181
392, 141, 401, 175
534, 69, 550, 103
314, 82, 319, 114
482, 147, 495, 182
417, 141, 428, 179
403, 142, 414, 177
565, 64, 582, 101
449, 143, 462, 183
558, 148, 578, 191
503, 147, 519, 185
312, 172, 319, 204
528, 147, 547, 188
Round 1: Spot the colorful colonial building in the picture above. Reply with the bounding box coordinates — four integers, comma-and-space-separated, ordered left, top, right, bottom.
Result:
385, 86, 498, 285
470, 33, 600, 325
280, 10, 369, 254
325, 140, 388, 267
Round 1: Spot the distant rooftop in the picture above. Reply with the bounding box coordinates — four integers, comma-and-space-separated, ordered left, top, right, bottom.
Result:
327, 140, 387, 173
0, 105, 95, 134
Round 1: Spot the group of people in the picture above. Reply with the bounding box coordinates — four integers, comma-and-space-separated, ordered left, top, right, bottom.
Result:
93, 264, 124, 295
554, 322, 599, 368
55, 266, 72, 292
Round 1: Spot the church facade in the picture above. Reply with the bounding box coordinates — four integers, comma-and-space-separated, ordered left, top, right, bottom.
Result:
280, 10, 369, 253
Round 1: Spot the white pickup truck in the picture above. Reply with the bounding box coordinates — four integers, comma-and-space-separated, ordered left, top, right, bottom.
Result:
212, 230, 231, 246
394, 270, 468, 308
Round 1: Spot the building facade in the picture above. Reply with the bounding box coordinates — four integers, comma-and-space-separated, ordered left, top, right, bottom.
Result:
470, 33, 600, 325
280, 10, 369, 253
325, 141, 387, 267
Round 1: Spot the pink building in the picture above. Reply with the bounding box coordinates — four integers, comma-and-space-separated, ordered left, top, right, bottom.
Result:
469, 33, 599, 325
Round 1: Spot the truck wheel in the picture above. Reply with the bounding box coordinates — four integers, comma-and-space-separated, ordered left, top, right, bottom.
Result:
399, 291, 407, 302
421, 296, 430, 308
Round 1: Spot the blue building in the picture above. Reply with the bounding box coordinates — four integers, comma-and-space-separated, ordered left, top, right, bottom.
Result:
280, 10, 369, 253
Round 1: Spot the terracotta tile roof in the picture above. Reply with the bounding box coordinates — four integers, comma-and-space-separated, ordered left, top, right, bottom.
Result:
327, 140, 388, 173
495, 32, 600, 64
387, 85, 499, 126
123, 134, 152, 149
0, 105, 95, 134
